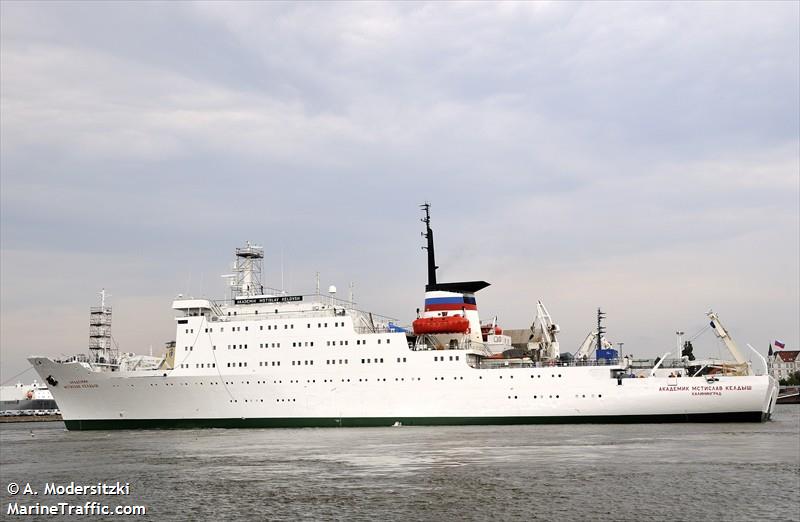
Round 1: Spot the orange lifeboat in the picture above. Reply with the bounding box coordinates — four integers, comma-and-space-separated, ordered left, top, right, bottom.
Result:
413, 316, 470, 335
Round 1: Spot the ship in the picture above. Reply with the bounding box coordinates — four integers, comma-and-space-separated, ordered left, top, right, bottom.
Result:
0, 381, 58, 415
29, 204, 779, 430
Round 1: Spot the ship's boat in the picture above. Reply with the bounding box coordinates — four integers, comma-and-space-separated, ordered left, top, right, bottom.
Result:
480, 324, 503, 341
413, 316, 469, 335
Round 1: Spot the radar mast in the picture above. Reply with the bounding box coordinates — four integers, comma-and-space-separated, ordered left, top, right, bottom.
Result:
89, 289, 117, 365
420, 202, 438, 287
231, 241, 264, 299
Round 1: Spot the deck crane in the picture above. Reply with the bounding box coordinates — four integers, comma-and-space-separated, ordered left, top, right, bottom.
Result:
526, 301, 560, 361
707, 310, 752, 376
574, 331, 614, 360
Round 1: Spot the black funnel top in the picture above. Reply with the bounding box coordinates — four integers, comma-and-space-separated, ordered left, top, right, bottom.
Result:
420, 203, 490, 294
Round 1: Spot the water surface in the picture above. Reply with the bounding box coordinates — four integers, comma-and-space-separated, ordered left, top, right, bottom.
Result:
2, 407, 798, 521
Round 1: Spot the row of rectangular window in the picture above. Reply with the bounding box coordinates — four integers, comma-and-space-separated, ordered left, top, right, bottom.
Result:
208, 321, 348, 331
187, 339, 390, 352
178, 363, 216, 368
181, 356, 408, 367
194, 325, 395, 349
434, 355, 460, 361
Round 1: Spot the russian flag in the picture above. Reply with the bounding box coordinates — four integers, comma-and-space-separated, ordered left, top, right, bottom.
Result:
774, 340, 786, 350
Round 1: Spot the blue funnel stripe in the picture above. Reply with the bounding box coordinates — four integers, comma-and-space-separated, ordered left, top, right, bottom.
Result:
424, 297, 465, 305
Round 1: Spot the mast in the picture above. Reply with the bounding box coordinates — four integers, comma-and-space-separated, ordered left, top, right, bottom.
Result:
420, 202, 438, 287
231, 241, 264, 299
89, 289, 116, 365
596, 308, 606, 353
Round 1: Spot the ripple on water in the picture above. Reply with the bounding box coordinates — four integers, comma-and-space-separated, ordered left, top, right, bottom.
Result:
1, 407, 798, 521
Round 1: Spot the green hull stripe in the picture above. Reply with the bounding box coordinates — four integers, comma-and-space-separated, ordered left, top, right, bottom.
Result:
64, 411, 767, 430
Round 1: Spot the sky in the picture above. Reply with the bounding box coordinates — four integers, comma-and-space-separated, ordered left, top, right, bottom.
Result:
1, 1, 798, 383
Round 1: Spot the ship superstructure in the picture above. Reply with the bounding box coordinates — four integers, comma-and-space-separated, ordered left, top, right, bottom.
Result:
29, 206, 778, 430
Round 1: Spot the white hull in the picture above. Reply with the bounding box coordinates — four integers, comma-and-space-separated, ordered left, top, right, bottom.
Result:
29, 343, 778, 429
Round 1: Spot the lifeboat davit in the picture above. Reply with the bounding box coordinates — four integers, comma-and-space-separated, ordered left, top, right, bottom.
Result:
413, 316, 470, 335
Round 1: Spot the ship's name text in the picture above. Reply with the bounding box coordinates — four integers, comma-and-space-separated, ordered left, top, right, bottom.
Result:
658, 385, 753, 393
64, 380, 99, 389
234, 295, 303, 304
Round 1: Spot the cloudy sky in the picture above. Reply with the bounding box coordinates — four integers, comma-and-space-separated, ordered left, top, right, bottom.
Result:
1, 1, 798, 383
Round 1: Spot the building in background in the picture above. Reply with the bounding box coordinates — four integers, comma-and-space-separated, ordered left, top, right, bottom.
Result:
769, 350, 800, 382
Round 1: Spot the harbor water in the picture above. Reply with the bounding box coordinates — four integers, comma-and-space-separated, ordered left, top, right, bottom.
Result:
2, 406, 798, 521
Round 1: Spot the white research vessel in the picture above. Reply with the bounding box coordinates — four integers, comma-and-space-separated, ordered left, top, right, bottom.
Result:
30, 205, 778, 430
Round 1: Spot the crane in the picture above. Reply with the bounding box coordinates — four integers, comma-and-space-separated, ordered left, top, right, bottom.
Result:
574, 331, 614, 360
526, 301, 560, 361
707, 310, 751, 375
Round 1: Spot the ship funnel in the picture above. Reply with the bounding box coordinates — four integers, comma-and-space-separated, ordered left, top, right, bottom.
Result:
417, 204, 490, 343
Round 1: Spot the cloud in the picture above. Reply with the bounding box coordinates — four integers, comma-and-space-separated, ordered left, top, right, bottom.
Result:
1, 1, 798, 381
